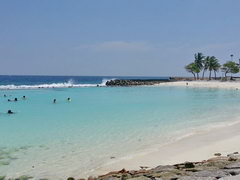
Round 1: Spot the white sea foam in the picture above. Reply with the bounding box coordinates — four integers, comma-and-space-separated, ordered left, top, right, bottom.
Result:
0, 79, 114, 90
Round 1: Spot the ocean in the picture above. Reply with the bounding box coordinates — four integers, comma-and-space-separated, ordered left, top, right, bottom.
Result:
0, 75, 240, 179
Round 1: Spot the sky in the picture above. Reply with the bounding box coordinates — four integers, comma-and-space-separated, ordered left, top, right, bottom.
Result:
0, 0, 240, 76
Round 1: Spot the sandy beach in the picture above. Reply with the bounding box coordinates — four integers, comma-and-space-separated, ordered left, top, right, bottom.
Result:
91, 81, 240, 177
157, 80, 240, 89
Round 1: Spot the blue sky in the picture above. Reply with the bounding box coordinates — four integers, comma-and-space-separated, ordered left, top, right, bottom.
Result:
0, 0, 240, 76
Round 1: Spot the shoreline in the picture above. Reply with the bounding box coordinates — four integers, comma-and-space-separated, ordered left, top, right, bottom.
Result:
156, 80, 240, 89
2, 80, 240, 179
90, 118, 240, 178
85, 81, 240, 178
52, 80, 240, 180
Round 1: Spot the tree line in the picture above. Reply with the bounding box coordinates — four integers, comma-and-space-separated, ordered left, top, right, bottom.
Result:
185, 53, 239, 80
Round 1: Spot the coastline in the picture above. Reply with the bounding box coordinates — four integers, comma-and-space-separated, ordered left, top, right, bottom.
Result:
87, 81, 240, 178
2, 80, 240, 179
156, 80, 240, 89
90, 118, 240, 178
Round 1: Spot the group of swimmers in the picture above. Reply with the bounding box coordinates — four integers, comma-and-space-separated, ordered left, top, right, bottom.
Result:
7, 96, 26, 102
3, 94, 72, 114
53, 97, 71, 103
3, 95, 27, 114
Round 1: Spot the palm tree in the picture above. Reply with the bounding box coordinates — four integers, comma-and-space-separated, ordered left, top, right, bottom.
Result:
208, 56, 220, 80
202, 56, 210, 79
212, 58, 221, 80
185, 63, 200, 80
194, 53, 205, 79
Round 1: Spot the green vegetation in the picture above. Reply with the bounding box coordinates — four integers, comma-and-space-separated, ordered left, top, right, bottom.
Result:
222, 61, 239, 78
185, 63, 200, 79
185, 53, 239, 80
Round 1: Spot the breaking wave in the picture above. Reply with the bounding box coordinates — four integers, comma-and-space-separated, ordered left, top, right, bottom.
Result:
0, 79, 114, 90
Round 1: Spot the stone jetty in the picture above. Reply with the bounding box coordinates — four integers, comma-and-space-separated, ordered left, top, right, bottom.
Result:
105, 77, 195, 86
105, 79, 170, 86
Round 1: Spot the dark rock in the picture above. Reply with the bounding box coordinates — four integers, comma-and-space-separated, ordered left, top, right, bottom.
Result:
184, 162, 195, 168
67, 178, 75, 180
105, 79, 170, 86
214, 153, 222, 157
227, 154, 240, 161
224, 169, 240, 176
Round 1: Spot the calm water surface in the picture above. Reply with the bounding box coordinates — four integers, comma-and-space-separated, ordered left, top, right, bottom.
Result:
0, 76, 240, 178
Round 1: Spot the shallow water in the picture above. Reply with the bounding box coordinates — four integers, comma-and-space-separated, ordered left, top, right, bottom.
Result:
0, 85, 240, 179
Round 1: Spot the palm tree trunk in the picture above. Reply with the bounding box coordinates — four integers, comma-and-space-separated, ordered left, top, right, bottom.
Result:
209, 70, 212, 80
192, 72, 196, 80
197, 73, 199, 80
214, 71, 216, 80
202, 70, 205, 80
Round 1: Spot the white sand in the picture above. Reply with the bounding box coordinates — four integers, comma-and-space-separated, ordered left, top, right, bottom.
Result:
94, 118, 240, 177
157, 80, 240, 89
92, 81, 240, 177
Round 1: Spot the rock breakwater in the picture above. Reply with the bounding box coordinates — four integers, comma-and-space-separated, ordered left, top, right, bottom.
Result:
106, 79, 171, 86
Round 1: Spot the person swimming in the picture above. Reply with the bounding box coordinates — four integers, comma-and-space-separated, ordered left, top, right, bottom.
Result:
8, 99, 11, 102
53, 99, 56, 103
4, 94, 6, 97
14, 98, 18, 101
22, 96, 26, 99
7, 110, 14, 114
67, 97, 71, 102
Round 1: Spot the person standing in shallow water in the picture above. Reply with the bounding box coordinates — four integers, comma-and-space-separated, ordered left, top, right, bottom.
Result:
53, 99, 56, 103
67, 97, 71, 102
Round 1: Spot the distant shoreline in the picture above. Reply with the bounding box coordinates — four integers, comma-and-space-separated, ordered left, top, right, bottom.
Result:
156, 80, 240, 89
105, 77, 240, 88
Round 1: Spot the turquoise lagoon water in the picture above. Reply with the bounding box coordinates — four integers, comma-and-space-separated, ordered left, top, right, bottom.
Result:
1, 84, 240, 178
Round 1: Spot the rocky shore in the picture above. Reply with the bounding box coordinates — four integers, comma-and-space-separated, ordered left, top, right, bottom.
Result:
105, 77, 195, 87
105, 79, 170, 86
66, 152, 240, 180
3, 152, 240, 179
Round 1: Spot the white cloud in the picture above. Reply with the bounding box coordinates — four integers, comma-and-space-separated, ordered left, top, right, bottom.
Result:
75, 41, 155, 53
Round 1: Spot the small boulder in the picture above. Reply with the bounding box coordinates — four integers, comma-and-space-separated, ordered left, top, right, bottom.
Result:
184, 162, 195, 168
67, 178, 75, 180
214, 153, 221, 157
